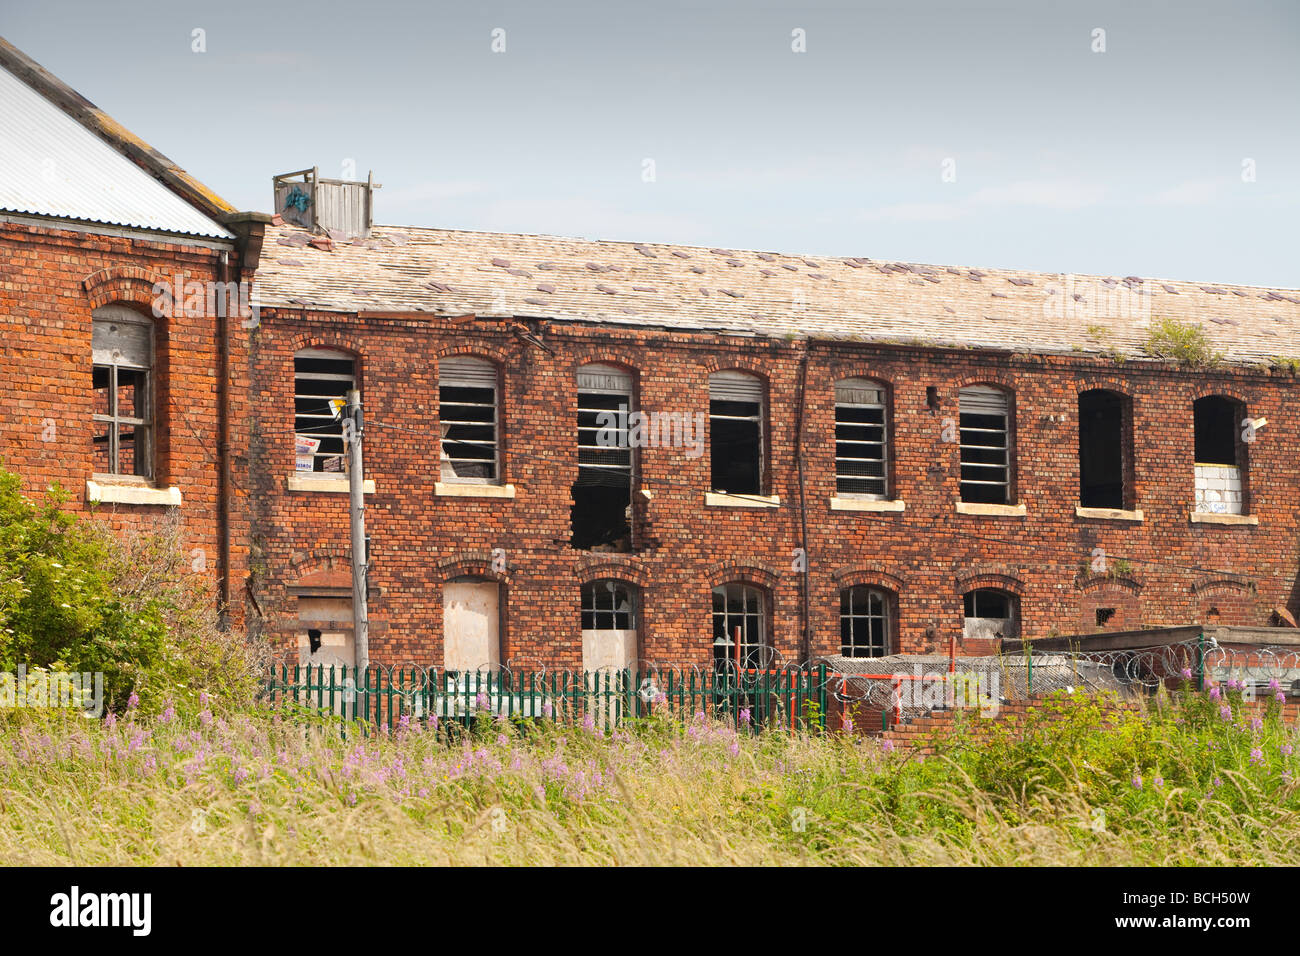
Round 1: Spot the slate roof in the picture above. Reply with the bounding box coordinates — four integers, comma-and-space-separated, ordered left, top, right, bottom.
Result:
252, 221, 1300, 365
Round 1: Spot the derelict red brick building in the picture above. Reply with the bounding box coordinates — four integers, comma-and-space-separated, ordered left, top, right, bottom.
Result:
237, 205, 1300, 673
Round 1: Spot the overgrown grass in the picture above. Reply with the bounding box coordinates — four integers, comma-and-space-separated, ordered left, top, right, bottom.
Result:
1, 687, 1297, 865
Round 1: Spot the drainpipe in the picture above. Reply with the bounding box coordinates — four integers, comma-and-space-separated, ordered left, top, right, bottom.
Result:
216, 251, 232, 628
793, 348, 812, 664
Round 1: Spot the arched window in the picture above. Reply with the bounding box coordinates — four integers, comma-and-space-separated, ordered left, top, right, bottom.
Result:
959, 385, 1013, 504
712, 582, 768, 667
1193, 395, 1247, 515
294, 347, 356, 473
834, 378, 889, 498
963, 588, 1019, 641
92, 305, 154, 479
839, 586, 891, 658
439, 356, 500, 483
1078, 389, 1133, 509
709, 371, 764, 495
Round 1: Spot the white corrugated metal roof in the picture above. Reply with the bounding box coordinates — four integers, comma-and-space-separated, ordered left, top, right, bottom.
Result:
0, 64, 232, 239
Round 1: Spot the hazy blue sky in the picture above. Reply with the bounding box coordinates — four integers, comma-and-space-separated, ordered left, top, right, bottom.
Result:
3, 0, 1297, 286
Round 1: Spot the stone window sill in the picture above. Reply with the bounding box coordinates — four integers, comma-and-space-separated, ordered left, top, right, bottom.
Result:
1075, 506, 1144, 522
830, 497, 905, 513
1190, 511, 1258, 526
705, 492, 780, 508
87, 479, 182, 507
955, 501, 1026, 517
287, 475, 376, 494
435, 482, 516, 499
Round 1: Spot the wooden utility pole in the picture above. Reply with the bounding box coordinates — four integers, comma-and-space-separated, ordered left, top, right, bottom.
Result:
345, 389, 369, 670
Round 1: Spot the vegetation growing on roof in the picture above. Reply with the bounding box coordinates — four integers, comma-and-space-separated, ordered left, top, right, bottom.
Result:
1142, 317, 1224, 367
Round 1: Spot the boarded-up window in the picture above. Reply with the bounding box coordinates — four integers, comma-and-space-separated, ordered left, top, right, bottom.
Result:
581, 580, 638, 673
294, 348, 355, 473
1194, 395, 1246, 515
835, 378, 888, 498
443, 578, 501, 672
709, 371, 764, 495
963, 588, 1018, 641
92, 305, 153, 479
440, 357, 499, 482
296, 594, 355, 669
959, 386, 1011, 504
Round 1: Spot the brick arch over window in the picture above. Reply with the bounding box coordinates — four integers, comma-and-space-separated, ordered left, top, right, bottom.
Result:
82, 267, 172, 314
954, 567, 1025, 596
1191, 385, 1254, 406
700, 356, 771, 379
1077, 575, 1143, 595
434, 343, 512, 367
435, 551, 509, 583
1074, 373, 1134, 397
706, 561, 778, 590
571, 352, 641, 377
950, 373, 1016, 394
830, 564, 905, 593
1190, 575, 1255, 596
287, 549, 353, 590
823, 364, 894, 388
573, 554, 650, 588
289, 330, 364, 353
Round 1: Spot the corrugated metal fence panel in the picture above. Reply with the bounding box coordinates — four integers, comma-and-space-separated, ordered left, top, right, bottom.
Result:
0, 65, 232, 238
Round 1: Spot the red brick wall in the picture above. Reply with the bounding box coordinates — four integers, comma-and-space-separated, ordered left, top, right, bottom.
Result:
0, 219, 243, 617
239, 309, 1300, 669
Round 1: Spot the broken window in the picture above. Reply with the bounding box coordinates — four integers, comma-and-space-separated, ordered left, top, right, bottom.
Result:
572, 364, 633, 551
92, 305, 153, 479
959, 386, 1012, 504
1078, 389, 1129, 509
1193, 395, 1245, 515
840, 586, 890, 658
709, 371, 764, 495
581, 579, 637, 631
963, 588, 1018, 641
835, 378, 888, 498
439, 357, 499, 483
294, 348, 355, 473
712, 583, 768, 669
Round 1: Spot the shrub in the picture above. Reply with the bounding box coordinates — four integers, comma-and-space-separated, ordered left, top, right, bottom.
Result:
1143, 317, 1224, 367
0, 466, 262, 715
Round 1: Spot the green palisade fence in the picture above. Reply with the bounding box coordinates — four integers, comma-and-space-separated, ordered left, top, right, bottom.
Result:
260, 664, 828, 735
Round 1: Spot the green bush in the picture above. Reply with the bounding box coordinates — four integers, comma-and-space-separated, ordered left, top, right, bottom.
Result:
0, 466, 261, 715
1143, 317, 1224, 367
